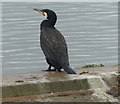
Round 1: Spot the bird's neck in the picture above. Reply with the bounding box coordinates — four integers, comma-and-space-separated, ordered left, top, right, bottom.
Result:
41, 15, 57, 29
47, 14, 57, 27
48, 17, 56, 27
40, 20, 55, 29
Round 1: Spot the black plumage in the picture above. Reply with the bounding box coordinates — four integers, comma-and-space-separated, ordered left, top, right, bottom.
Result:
34, 9, 76, 74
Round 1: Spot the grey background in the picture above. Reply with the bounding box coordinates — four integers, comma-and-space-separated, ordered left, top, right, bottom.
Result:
2, 2, 118, 74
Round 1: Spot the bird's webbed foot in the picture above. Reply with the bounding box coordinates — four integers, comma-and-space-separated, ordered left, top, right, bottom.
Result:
43, 66, 56, 71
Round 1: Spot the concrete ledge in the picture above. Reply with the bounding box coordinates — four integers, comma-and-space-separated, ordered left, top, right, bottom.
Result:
2, 78, 90, 97
1, 65, 119, 102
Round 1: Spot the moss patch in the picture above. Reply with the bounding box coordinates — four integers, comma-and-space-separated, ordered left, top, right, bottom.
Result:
81, 64, 104, 68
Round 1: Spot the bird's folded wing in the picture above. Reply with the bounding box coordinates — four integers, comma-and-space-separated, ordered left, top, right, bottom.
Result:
40, 27, 69, 66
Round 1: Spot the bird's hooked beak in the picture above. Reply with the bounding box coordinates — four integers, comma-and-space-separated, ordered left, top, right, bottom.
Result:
33, 8, 47, 17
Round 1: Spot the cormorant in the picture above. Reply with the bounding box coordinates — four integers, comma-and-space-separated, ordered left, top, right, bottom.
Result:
34, 8, 76, 74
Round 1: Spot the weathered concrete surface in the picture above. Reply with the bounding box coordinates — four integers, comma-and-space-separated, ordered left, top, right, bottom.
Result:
1, 65, 120, 102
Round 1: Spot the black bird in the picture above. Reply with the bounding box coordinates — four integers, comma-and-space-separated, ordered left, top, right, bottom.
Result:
34, 9, 76, 74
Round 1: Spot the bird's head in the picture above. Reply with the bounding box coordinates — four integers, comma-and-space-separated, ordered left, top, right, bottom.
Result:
34, 9, 57, 27
33, 9, 57, 20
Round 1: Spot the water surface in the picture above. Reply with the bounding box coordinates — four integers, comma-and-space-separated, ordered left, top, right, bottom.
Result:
2, 2, 118, 74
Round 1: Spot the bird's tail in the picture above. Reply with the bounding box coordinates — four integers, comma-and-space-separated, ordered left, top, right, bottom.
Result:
63, 66, 76, 74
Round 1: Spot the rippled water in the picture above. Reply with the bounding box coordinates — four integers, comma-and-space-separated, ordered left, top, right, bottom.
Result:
2, 2, 118, 74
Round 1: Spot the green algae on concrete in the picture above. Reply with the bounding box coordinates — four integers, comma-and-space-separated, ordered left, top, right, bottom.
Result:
81, 64, 104, 68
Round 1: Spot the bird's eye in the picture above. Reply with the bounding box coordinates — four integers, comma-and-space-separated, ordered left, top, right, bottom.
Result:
40, 12, 47, 17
